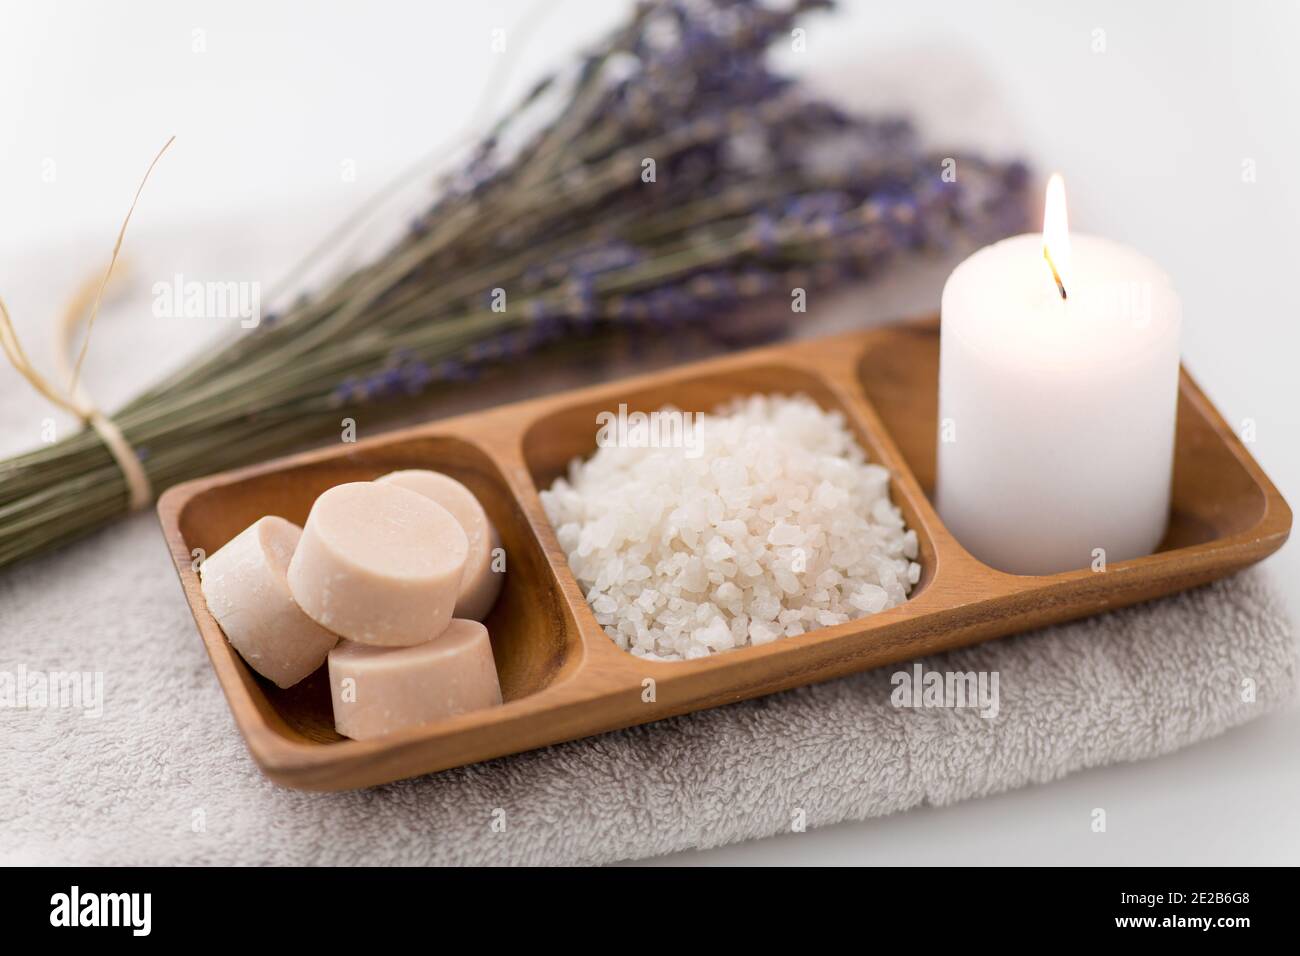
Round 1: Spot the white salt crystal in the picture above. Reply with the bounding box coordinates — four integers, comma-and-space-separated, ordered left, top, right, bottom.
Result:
768, 521, 804, 547
751, 593, 781, 622
903, 529, 919, 560
774, 570, 801, 594
705, 537, 736, 562
849, 584, 889, 614
715, 581, 742, 604
695, 618, 735, 650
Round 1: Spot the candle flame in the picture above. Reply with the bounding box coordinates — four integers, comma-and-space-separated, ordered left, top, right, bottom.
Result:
1042, 173, 1071, 300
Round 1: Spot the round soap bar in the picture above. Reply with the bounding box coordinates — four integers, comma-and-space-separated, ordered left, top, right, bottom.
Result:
199, 516, 339, 688
328, 619, 502, 740
287, 481, 469, 646
377, 469, 504, 621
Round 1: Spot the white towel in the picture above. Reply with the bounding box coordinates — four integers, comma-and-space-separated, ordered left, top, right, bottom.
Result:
0, 509, 1292, 865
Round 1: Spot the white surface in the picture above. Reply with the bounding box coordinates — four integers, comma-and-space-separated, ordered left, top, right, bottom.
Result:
1, 0, 1296, 865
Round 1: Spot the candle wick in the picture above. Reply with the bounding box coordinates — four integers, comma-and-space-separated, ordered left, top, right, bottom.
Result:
1043, 246, 1068, 300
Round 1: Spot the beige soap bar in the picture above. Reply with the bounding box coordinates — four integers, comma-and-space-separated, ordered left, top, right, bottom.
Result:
199, 516, 339, 688
328, 619, 502, 740
288, 481, 468, 646
377, 469, 504, 621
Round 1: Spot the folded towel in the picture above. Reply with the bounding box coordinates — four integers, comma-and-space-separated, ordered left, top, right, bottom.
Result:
0, 513, 1292, 865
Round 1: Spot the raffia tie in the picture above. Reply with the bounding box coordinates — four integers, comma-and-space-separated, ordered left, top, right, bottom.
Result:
0, 136, 173, 512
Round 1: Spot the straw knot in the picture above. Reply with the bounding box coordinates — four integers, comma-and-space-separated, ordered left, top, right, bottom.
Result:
0, 136, 173, 512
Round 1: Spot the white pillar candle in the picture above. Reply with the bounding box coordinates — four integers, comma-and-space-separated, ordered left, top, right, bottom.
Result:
936, 175, 1182, 575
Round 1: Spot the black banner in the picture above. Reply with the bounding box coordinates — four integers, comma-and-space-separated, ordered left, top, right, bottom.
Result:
1, 866, 1287, 941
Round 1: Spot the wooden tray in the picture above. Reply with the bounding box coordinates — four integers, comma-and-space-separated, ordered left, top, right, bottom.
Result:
157, 317, 1292, 790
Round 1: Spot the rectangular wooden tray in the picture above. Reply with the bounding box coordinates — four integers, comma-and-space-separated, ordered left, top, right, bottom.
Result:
157, 317, 1292, 790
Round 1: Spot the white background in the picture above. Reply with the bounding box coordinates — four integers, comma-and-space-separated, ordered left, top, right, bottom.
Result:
1, 0, 1296, 864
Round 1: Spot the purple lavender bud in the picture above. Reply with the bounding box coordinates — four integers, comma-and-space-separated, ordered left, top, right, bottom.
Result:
379, 366, 404, 395
401, 359, 433, 395
333, 376, 359, 406
747, 212, 779, 254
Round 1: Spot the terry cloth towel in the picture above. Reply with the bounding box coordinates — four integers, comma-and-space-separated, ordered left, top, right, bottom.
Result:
0, 512, 1293, 866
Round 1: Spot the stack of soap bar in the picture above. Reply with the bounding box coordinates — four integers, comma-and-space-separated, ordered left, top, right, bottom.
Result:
199, 516, 338, 688
288, 481, 469, 646
377, 469, 503, 621
328, 619, 502, 740
198, 471, 507, 738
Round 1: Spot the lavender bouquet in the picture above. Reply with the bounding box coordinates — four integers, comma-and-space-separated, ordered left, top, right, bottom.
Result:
0, 0, 1030, 569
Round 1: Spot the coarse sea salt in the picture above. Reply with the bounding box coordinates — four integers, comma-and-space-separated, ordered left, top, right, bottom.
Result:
539, 393, 921, 661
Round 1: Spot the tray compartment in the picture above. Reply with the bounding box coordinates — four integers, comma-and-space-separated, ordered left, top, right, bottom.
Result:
520, 360, 939, 645
171, 433, 580, 744
855, 321, 1273, 562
